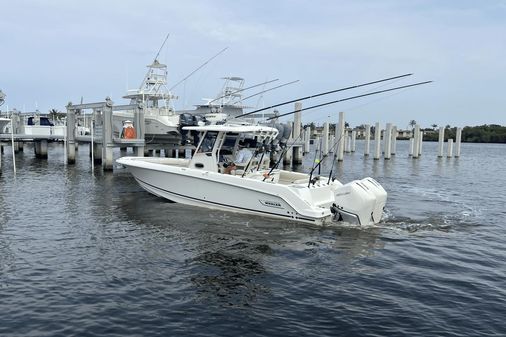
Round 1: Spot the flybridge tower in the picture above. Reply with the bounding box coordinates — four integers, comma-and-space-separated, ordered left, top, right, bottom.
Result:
123, 59, 178, 113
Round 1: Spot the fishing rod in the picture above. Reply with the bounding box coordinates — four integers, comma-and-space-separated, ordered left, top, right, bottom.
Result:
230, 80, 300, 106
169, 47, 229, 91
307, 137, 322, 186
236, 73, 413, 119
266, 80, 433, 120
308, 130, 346, 187
262, 126, 307, 181
208, 78, 279, 105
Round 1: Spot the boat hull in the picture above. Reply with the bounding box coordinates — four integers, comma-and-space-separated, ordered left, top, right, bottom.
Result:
118, 157, 333, 225
113, 111, 181, 145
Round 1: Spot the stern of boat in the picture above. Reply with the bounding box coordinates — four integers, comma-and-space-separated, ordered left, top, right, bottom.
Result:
331, 178, 387, 226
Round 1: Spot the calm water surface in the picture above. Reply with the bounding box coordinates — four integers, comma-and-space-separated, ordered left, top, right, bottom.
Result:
0, 140, 504, 336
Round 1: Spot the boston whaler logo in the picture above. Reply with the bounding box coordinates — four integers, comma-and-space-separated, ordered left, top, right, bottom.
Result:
259, 199, 283, 209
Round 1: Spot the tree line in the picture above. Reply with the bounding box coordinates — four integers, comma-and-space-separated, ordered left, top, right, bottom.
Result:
423, 125, 506, 143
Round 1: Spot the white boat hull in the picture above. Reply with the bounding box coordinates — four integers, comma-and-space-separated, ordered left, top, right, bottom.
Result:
117, 156, 387, 226
113, 111, 180, 144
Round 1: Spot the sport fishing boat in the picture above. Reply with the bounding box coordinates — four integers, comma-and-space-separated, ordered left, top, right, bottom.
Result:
117, 123, 387, 226
113, 59, 181, 144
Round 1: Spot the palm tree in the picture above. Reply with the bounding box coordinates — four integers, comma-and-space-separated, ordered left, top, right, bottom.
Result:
431, 124, 438, 129
48, 108, 65, 123
409, 120, 417, 129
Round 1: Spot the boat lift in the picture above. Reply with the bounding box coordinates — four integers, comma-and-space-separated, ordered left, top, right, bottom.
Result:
65, 97, 145, 170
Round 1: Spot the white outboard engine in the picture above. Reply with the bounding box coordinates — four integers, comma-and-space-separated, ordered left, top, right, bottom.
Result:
331, 177, 387, 225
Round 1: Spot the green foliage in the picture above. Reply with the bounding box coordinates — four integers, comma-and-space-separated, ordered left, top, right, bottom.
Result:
422, 125, 506, 143
462, 125, 506, 143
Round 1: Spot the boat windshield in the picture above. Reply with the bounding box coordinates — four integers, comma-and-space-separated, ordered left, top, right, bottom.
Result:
197, 131, 218, 153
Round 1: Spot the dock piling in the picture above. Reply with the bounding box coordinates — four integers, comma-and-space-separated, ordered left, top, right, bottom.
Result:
447, 139, 454, 158
455, 127, 462, 157
373, 122, 381, 160
438, 127, 445, 158
364, 124, 370, 156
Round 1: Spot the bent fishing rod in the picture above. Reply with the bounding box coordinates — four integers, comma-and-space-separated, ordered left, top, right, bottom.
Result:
266, 80, 433, 120
235, 73, 413, 119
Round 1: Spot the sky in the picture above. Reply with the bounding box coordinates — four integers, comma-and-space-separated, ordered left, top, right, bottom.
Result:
1, 0, 505, 129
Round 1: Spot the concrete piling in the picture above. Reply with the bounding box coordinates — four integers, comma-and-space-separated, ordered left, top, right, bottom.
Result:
391, 125, 397, 155
66, 106, 76, 164
438, 127, 445, 158
364, 124, 370, 156
455, 127, 462, 158
350, 130, 356, 152
34, 140, 48, 158
384, 123, 392, 160
336, 111, 345, 161
374, 122, 381, 160
101, 98, 115, 170
412, 124, 420, 159
322, 122, 329, 156
303, 127, 311, 154
447, 139, 454, 158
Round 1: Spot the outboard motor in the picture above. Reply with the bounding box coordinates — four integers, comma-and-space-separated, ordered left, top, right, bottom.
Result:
280, 122, 292, 147
179, 113, 199, 144
270, 123, 284, 150
331, 178, 387, 225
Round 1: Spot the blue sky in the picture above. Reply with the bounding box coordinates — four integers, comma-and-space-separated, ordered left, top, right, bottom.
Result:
1, 0, 505, 128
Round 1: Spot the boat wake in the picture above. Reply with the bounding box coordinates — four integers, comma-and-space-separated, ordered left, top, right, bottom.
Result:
379, 206, 483, 233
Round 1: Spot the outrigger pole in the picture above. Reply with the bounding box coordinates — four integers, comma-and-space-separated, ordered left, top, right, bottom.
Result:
265, 80, 432, 120
234, 80, 300, 104
208, 78, 280, 105
235, 73, 413, 119
169, 47, 229, 91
